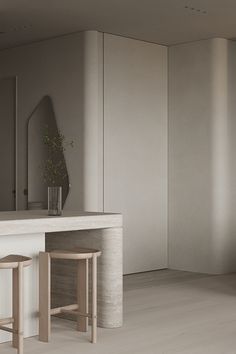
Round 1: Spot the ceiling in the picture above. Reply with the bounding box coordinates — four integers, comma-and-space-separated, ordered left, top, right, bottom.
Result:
0, 0, 236, 50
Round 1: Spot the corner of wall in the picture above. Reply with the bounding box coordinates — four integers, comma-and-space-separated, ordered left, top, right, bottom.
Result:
82, 30, 104, 211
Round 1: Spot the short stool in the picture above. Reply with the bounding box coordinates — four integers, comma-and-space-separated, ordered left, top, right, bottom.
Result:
39, 248, 101, 344
0, 255, 32, 354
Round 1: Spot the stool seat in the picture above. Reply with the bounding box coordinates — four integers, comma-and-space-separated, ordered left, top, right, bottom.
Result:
0, 255, 32, 269
50, 248, 101, 260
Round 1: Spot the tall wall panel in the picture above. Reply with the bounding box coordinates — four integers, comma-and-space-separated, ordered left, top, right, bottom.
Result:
169, 38, 236, 274
104, 34, 168, 274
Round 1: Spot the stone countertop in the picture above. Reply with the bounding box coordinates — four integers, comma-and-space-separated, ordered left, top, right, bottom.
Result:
0, 210, 122, 236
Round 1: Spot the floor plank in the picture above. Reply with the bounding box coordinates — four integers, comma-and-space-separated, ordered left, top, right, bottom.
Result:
2, 269, 236, 354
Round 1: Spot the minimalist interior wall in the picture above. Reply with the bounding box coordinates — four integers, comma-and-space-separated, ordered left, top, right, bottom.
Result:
0, 31, 168, 274
169, 38, 236, 274
0, 32, 85, 210
104, 34, 168, 273
1, 30, 236, 275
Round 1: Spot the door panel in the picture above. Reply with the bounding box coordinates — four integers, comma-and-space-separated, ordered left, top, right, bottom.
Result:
104, 34, 168, 274
0, 77, 16, 211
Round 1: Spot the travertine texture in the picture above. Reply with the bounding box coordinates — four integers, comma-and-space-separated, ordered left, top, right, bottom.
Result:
46, 227, 123, 328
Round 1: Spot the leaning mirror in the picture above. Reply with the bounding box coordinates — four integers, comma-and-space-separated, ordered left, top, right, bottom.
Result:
27, 96, 69, 210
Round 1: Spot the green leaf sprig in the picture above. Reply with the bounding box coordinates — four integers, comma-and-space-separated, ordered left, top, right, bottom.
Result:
43, 125, 74, 186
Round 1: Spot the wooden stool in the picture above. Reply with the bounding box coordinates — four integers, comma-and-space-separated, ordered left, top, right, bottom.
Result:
39, 248, 101, 344
0, 255, 32, 354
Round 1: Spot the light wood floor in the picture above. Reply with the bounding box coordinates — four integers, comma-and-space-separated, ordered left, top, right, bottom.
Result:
2, 269, 236, 354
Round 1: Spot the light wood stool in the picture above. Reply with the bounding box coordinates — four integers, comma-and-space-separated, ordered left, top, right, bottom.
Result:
0, 255, 32, 354
39, 248, 101, 344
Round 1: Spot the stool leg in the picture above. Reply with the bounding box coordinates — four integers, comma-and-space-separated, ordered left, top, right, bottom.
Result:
77, 259, 88, 332
91, 255, 97, 344
39, 252, 51, 342
12, 268, 18, 348
17, 263, 24, 354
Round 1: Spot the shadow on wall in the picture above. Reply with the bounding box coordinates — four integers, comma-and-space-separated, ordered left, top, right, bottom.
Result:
27, 96, 70, 209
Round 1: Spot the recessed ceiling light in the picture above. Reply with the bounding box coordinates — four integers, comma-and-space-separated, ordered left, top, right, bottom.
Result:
11, 24, 32, 32
184, 5, 207, 14
0, 24, 32, 36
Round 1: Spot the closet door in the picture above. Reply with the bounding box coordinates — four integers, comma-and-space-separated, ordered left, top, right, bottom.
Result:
0, 77, 16, 211
104, 34, 168, 274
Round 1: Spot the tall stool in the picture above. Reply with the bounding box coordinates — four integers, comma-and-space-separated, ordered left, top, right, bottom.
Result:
0, 255, 32, 354
39, 248, 101, 344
